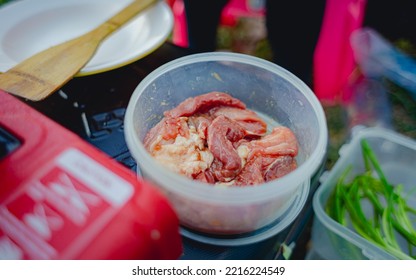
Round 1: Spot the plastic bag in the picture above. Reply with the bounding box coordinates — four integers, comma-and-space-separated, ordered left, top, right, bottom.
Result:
344, 75, 392, 130
350, 27, 416, 100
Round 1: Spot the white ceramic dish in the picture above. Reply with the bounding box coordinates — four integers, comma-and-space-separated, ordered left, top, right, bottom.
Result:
0, 0, 173, 76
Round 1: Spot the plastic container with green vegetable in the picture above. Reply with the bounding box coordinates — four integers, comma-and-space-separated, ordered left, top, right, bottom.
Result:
308, 127, 416, 260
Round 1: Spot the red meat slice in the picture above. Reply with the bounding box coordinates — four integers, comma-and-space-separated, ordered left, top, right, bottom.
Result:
207, 115, 246, 182
187, 115, 212, 140
234, 127, 299, 186
234, 156, 265, 186
264, 156, 297, 181
164, 91, 246, 118
210, 107, 267, 136
246, 126, 298, 161
235, 155, 297, 186
194, 170, 216, 184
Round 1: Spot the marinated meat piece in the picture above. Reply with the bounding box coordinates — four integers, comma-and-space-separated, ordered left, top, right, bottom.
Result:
207, 115, 246, 182
264, 156, 297, 181
144, 91, 299, 187
234, 155, 297, 186
194, 170, 216, 184
245, 126, 298, 162
234, 156, 265, 186
187, 115, 212, 140
233, 127, 299, 186
210, 107, 267, 136
164, 91, 246, 118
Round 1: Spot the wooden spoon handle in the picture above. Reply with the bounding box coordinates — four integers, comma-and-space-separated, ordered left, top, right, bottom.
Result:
0, 0, 160, 101
89, 0, 158, 42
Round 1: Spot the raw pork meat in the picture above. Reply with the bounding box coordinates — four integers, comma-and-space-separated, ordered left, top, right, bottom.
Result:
143, 91, 299, 186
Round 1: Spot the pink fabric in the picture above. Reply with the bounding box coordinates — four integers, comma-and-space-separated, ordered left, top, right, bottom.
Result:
313, 0, 367, 104
170, 0, 189, 48
221, 0, 265, 26
169, 0, 265, 47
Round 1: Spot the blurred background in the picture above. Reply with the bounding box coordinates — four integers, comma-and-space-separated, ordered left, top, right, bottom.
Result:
1, 0, 414, 170
165, 0, 416, 170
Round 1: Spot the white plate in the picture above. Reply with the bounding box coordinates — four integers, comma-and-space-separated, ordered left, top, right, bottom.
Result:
0, 0, 173, 76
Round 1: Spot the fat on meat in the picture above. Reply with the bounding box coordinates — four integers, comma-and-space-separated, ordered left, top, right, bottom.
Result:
143, 116, 214, 179
143, 117, 190, 150
210, 106, 267, 136
164, 91, 245, 118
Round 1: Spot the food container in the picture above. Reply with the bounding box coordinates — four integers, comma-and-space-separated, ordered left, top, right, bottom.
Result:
0, 90, 182, 260
124, 52, 328, 245
308, 127, 416, 259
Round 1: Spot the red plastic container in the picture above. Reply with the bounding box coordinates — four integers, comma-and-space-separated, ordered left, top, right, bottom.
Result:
0, 90, 182, 260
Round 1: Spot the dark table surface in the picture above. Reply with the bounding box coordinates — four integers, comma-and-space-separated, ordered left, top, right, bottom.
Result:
19, 41, 323, 260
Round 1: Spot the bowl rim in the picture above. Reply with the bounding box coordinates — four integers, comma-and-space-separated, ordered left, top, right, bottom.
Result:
124, 52, 328, 203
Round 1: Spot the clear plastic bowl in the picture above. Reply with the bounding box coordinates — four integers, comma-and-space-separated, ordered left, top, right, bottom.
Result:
124, 52, 328, 242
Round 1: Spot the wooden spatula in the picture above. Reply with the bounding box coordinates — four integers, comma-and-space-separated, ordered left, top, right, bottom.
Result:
0, 0, 158, 101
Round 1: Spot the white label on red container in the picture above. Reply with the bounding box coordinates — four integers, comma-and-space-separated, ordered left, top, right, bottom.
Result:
56, 149, 133, 207
0, 148, 135, 259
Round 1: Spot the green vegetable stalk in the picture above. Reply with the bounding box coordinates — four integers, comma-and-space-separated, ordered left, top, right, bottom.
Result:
326, 139, 416, 259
